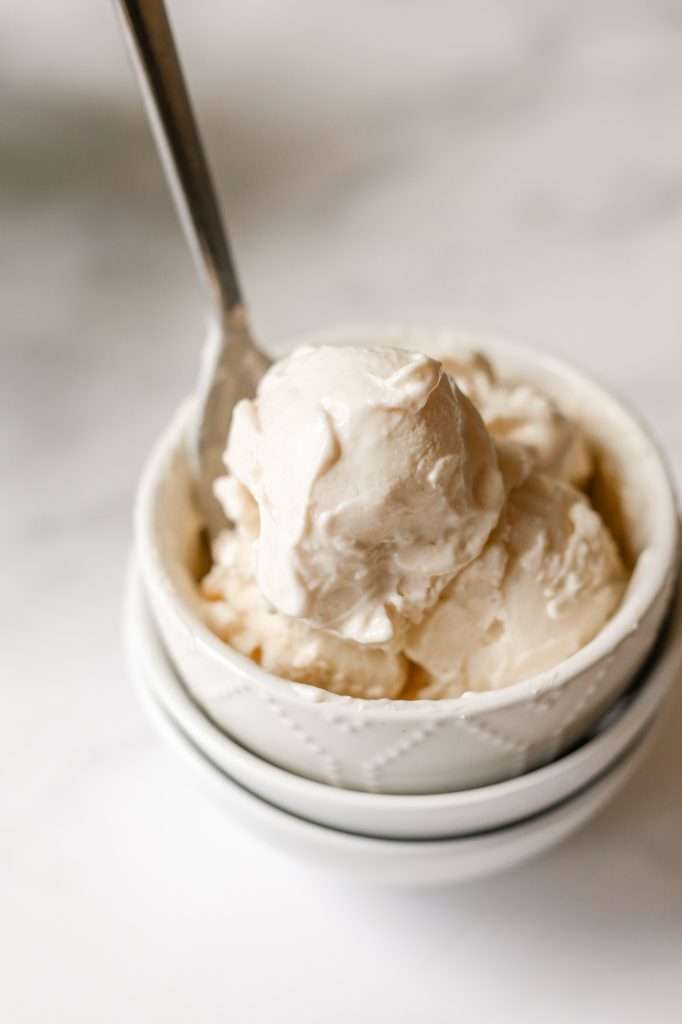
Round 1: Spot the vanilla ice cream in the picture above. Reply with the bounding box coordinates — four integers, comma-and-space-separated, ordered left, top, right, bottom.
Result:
200, 496, 408, 699
443, 351, 593, 488
199, 341, 627, 701
405, 471, 627, 697
222, 345, 506, 644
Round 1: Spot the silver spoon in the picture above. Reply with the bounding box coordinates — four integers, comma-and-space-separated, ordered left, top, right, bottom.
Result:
115, 0, 270, 539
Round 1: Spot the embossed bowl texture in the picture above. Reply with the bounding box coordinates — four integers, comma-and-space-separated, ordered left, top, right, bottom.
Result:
126, 561, 682, 839
129, 615, 660, 885
135, 328, 679, 794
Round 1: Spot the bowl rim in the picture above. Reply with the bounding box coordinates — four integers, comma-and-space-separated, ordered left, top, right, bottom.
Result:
135, 325, 679, 719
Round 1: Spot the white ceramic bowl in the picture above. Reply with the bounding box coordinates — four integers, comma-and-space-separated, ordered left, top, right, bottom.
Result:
126, 559, 681, 838
131, 647, 658, 886
135, 327, 679, 794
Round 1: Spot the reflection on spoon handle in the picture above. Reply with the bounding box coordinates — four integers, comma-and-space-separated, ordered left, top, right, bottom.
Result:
115, 0, 243, 324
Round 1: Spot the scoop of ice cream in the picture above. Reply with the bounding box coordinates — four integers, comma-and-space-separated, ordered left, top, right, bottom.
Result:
200, 522, 408, 699
443, 352, 593, 488
221, 344, 506, 645
405, 471, 626, 697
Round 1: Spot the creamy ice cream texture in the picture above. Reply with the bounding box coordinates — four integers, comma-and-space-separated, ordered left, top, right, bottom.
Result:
200, 343, 626, 700
443, 351, 593, 488
224, 344, 505, 645
201, 495, 408, 699
405, 471, 626, 697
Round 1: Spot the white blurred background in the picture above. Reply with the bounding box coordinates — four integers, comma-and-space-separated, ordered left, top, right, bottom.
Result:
2, 3, 681, 1021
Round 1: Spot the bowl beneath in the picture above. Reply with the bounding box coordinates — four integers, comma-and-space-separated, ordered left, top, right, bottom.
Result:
129, 642, 658, 886
125, 559, 681, 839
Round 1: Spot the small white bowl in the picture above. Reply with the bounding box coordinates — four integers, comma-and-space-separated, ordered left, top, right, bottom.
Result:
125, 559, 681, 838
131, 645, 658, 886
135, 328, 679, 794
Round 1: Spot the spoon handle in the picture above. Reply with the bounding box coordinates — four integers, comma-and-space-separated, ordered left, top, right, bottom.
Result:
115, 0, 243, 323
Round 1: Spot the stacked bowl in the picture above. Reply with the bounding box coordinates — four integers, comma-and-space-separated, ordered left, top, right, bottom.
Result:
126, 331, 680, 885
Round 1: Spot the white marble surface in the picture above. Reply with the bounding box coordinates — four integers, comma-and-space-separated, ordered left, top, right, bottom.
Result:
2, 2, 682, 1021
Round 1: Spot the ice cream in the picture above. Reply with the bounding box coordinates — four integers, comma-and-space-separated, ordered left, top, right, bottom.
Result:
200, 513, 409, 699
199, 342, 626, 701
223, 344, 506, 645
405, 471, 627, 697
443, 351, 593, 488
